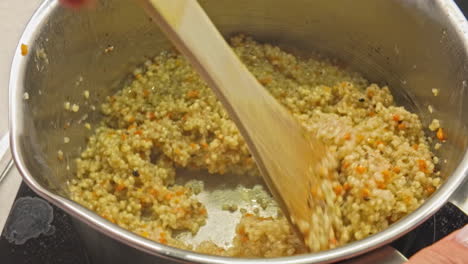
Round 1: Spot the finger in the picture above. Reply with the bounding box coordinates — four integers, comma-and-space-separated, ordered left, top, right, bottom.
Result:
406, 224, 468, 264
59, 0, 95, 9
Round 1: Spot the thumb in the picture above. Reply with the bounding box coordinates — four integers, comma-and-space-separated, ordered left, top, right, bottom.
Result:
406, 224, 468, 264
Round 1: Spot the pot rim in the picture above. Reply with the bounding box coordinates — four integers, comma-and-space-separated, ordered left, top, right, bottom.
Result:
9, 0, 468, 263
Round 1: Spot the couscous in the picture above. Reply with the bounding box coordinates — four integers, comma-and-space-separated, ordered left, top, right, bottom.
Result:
68, 35, 442, 257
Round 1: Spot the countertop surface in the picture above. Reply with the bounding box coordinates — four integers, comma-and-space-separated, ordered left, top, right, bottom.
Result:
0, 0, 42, 232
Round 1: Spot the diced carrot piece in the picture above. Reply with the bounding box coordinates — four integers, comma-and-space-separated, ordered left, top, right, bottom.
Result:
382, 170, 391, 181
393, 167, 401, 173
356, 166, 367, 174
342, 162, 350, 169
21, 44, 28, 56
361, 188, 370, 198
343, 183, 352, 191
375, 140, 384, 146
376, 181, 386, 189
436, 128, 446, 141
343, 133, 351, 140
259, 77, 273, 85
418, 160, 428, 173
398, 123, 406, 130
392, 114, 400, 122
149, 188, 158, 197
186, 90, 200, 98
333, 185, 343, 195
115, 184, 126, 192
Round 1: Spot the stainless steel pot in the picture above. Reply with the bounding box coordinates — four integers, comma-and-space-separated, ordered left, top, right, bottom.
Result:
9, 0, 468, 263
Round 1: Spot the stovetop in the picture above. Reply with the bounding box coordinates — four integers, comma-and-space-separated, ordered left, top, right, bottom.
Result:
0, 183, 467, 264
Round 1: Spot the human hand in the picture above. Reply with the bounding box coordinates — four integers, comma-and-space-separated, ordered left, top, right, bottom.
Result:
407, 224, 468, 264
59, 0, 95, 9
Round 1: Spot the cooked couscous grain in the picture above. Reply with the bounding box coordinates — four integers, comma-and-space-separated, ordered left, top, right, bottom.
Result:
69, 35, 442, 257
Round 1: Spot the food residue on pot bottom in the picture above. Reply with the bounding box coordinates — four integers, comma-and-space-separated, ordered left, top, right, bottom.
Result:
68, 35, 442, 257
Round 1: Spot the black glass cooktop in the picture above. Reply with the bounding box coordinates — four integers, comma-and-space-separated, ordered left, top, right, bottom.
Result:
0, 184, 467, 264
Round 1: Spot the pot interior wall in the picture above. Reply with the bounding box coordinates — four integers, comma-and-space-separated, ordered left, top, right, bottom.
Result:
18, 0, 467, 235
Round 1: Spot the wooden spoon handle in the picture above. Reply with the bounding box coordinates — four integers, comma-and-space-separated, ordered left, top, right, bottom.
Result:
138, 0, 329, 247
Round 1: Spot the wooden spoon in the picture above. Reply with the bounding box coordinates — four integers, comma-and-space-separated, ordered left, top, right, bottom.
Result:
137, 0, 340, 251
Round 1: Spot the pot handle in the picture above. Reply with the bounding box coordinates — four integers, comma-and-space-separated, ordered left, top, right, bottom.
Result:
0, 132, 14, 183
341, 245, 407, 264
448, 176, 468, 215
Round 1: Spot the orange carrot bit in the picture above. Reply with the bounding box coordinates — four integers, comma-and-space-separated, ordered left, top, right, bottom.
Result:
403, 195, 412, 204
375, 140, 385, 146
426, 186, 436, 194
201, 142, 208, 149
333, 185, 343, 195
393, 167, 401, 173
392, 114, 401, 122
115, 184, 126, 192
343, 133, 351, 140
186, 90, 200, 98
160, 232, 167, 238
175, 189, 185, 196
241, 235, 249, 242
121, 134, 127, 140
436, 128, 446, 141
382, 170, 392, 181
368, 111, 376, 117
418, 159, 428, 173
343, 183, 352, 191
329, 238, 338, 246
143, 89, 150, 97
341, 162, 350, 169
367, 90, 375, 98
310, 187, 318, 197
259, 77, 273, 85
128, 116, 136, 123
128, 123, 136, 130
199, 208, 207, 215
412, 144, 419, 150
134, 130, 143, 136
159, 237, 167, 244
397, 123, 406, 130
361, 188, 370, 198
147, 112, 156, 120
164, 193, 173, 200
356, 166, 367, 174
376, 180, 386, 189
244, 213, 254, 217
21, 44, 28, 56
190, 143, 197, 149
149, 188, 158, 197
